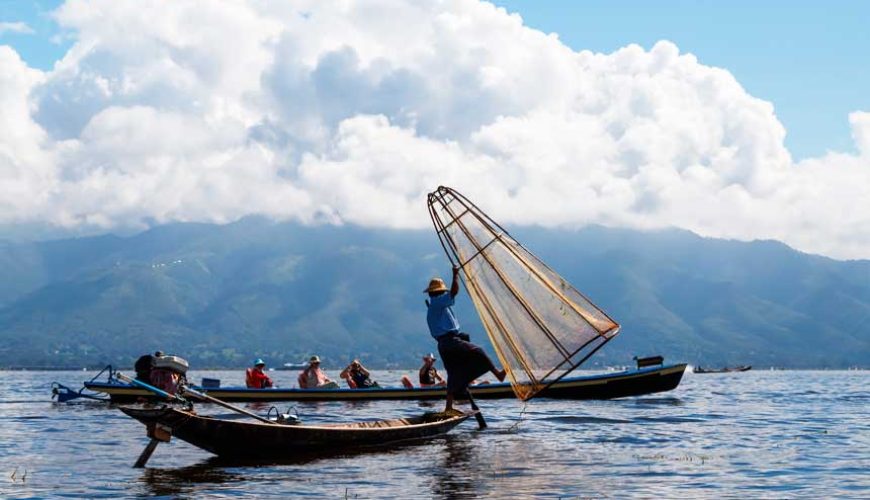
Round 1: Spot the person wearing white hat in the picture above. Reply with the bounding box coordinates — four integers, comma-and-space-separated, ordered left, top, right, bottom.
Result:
297, 355, 339, 389
425, 265, 506, 412
418, 353, 446, 387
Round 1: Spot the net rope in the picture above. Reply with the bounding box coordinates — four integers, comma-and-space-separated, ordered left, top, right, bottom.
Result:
427, 186, 620, 401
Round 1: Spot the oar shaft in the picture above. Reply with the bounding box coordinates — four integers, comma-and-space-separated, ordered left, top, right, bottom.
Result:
467, 392, 487, 429
181, 387, 277, 425
133, 438, 160, 468
115, 372, 185, 403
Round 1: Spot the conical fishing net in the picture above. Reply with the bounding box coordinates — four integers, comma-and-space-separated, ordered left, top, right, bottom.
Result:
427, 186, 620, 401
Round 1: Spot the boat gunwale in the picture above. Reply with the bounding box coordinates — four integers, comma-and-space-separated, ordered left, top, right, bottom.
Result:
122, 406, 473, 433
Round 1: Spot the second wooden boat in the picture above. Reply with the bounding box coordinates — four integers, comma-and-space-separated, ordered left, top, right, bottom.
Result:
86, 363, 687, 402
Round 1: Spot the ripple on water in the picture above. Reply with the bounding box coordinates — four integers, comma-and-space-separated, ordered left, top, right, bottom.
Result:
540, 415, 632, 424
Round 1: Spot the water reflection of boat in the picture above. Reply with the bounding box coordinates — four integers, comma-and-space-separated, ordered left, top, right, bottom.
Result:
692, 365, 752, 374
86, 363, 687, 402
120, 405, 472, 458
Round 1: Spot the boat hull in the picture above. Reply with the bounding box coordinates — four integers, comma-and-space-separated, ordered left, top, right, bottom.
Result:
693, 365, 752, 374
89, 364, 687, 402
121, 406, 471, 458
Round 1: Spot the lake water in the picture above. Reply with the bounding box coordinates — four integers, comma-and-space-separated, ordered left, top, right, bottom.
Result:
0, 369, 867, 498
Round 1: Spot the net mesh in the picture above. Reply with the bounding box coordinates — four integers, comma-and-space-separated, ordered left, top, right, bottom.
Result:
427, 186, 620, 401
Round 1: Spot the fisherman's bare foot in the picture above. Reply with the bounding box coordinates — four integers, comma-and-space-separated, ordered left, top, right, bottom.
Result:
494, 369, 507, 382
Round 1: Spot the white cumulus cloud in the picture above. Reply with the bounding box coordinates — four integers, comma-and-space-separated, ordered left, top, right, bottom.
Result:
0, 0, 868, 259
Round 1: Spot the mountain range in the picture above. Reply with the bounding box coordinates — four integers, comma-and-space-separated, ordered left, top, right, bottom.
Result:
0, 218, 867, 369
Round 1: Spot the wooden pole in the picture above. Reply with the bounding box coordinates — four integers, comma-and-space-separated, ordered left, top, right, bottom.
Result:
181, 387, 278, 425
114, 372, 186, 403
466, 391, 487, 430
115, 372, 278, 425
133, 439, 160, 468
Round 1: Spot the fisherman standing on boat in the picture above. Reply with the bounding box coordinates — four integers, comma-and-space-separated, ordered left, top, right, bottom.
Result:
425, 266, 506, 412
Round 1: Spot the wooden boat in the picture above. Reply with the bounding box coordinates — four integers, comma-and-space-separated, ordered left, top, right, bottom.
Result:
86, 363, 687, 402
692, 365, 752, 374
120, 405, 472, 458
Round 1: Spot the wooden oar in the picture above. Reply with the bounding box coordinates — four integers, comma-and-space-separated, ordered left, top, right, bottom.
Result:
179, 386, 277, 425
114, 372, 186, 468
115, 372, 186, 403
466, 391, 487, 430
133, 439, 161, 468
116, 372, 279, 467
116, 372, 277, 425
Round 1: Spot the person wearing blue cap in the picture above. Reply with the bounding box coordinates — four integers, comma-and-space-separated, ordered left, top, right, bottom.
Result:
245, 358, 274, 388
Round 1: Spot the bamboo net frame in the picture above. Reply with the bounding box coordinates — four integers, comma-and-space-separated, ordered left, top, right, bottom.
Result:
427, 186, 620, 401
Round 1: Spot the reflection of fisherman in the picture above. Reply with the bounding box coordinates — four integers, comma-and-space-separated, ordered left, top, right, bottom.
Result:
425, 266, 505, 412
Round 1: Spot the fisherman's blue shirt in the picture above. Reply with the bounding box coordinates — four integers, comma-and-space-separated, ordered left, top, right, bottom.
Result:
427, 292, 460, 339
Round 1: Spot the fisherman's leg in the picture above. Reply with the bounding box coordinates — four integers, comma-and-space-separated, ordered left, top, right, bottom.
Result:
464, 339, 506, 382
445, 392, 454, 412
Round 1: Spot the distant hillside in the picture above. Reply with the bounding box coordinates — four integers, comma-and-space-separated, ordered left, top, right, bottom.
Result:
0, 218, 867, 369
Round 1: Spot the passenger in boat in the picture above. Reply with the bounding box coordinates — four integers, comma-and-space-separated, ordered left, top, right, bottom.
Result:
400, 353, 448, 388
419, 353, 446, 387
298, 355, 339, 389
134, 350, 163, 384
245, 358, 274, 389
149, 352, 188, 394
425, 266, 506, 412
340, 359, 379, 389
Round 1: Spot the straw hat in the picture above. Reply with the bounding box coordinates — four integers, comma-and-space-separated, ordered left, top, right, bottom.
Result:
424, 278, 448, 293
309, 355, 321, 364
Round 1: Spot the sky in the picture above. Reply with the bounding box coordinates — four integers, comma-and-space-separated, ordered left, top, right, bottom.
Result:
0, 0, 869, 260
492, 0, 870, 160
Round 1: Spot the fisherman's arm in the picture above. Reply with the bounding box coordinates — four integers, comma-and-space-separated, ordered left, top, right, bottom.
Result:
450, 265, 460, 297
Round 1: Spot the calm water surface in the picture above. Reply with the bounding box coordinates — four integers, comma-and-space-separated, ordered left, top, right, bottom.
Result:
0, 369, 867, 498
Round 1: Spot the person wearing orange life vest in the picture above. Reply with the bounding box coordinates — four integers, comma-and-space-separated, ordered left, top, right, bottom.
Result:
245, 358, 274, 388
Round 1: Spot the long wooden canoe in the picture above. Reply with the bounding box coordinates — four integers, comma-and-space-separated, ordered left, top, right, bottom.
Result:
89, 363, 686, 402
120, 405, 472, 458
692, 365, 751, 374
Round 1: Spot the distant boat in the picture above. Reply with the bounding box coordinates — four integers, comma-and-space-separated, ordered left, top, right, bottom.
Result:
693, 365, 752, 374
276, 362, 307, 371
